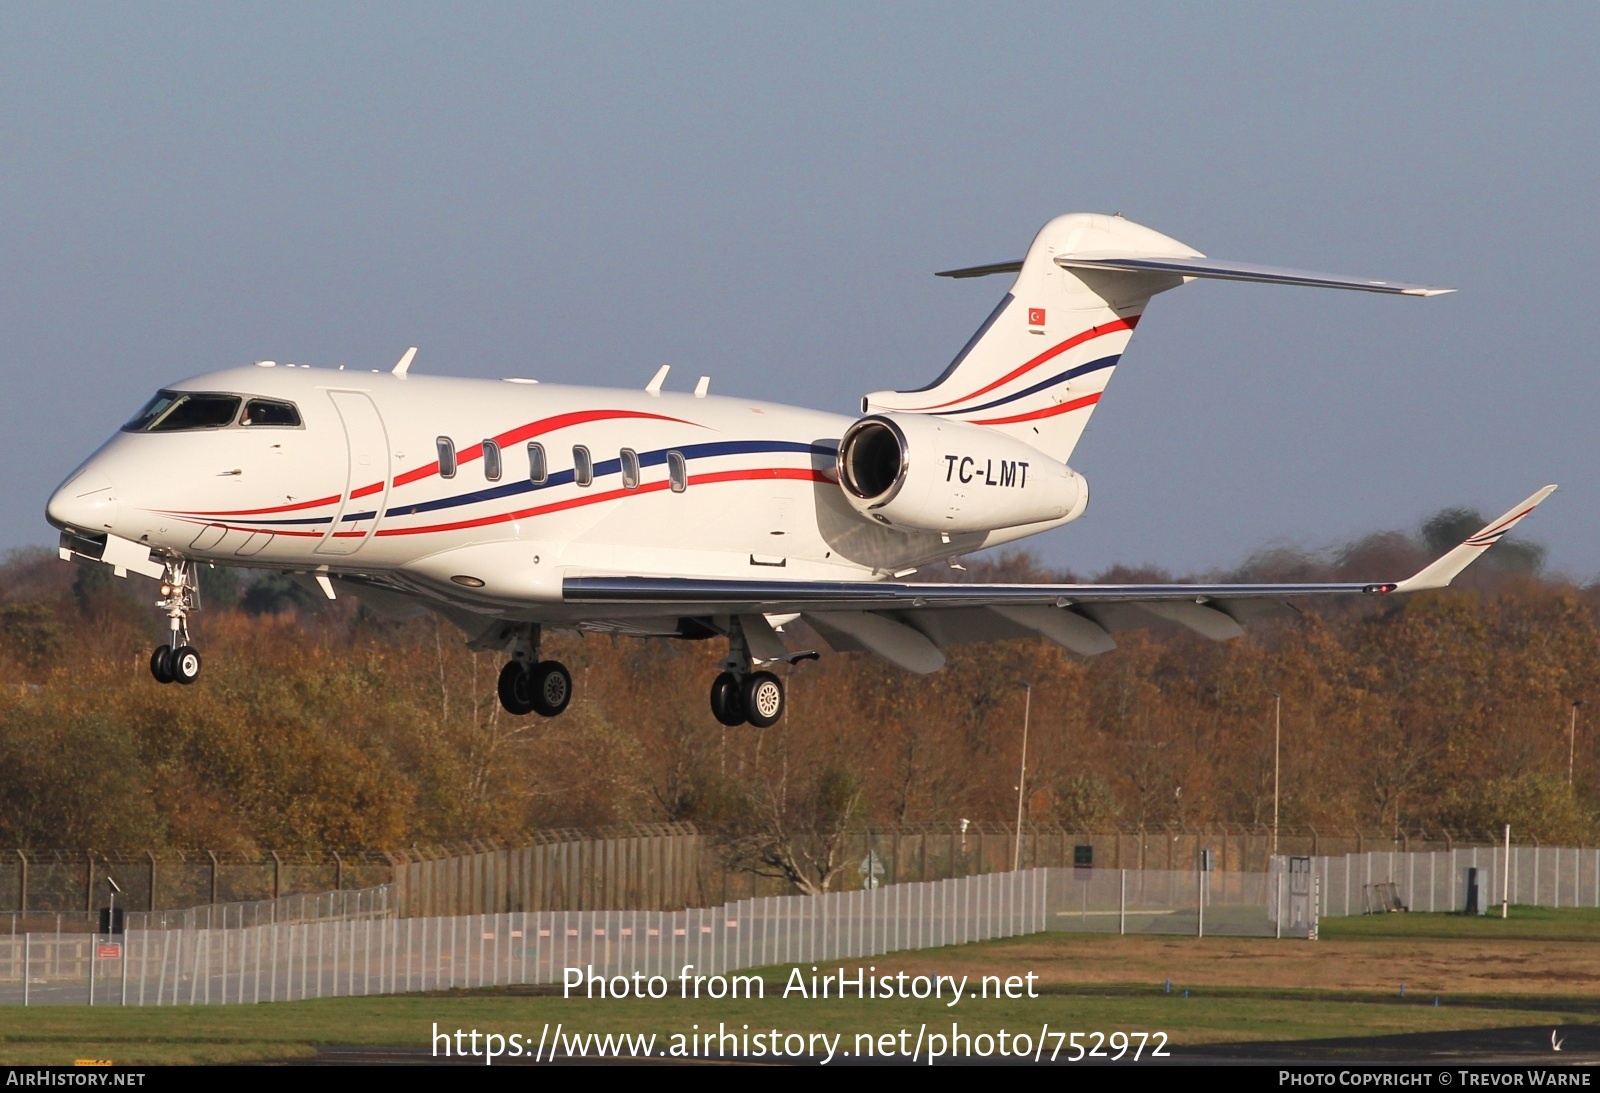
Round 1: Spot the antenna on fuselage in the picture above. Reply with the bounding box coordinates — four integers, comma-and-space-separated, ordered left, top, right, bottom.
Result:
392, 347, 418, 375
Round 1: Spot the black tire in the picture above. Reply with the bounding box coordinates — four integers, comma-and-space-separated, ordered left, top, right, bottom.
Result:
497, 661, 536, 715
169, 645, 202, 685
150, 645, 175, 685
530, 660, 572, 717
742, 670, 784, 728
710, 671, 746, 726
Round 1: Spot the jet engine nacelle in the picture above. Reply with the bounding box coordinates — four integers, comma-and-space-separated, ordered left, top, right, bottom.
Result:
836, 413, 1088, 532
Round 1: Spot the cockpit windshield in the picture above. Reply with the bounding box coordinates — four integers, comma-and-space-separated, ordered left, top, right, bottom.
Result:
241, 398, 301, 427
123, 391, 242, 432
122, 391, 300, 432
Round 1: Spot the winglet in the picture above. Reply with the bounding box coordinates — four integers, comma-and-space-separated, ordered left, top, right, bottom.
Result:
393, 347, 418, 375
1392, 486, 1557, 593
646, 364, 670, 396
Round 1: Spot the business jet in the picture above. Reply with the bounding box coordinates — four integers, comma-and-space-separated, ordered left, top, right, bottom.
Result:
46, 213, 1553, 728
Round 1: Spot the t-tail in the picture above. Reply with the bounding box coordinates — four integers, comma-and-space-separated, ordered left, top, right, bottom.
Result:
864, 212, 1453, 465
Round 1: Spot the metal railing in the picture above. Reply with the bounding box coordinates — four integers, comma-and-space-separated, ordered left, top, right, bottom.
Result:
0, 866, 1311, 1006
1308, 846, 1600, 917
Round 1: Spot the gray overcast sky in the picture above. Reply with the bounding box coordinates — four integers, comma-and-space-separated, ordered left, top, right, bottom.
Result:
4, 3, 1596, 580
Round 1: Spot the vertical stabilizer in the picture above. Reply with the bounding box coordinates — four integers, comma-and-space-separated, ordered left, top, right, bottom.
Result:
864, 213, 1200, 463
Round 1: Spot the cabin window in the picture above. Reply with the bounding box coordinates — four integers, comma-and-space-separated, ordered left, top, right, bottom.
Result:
240, 398, 301, 427
620, 448, 641, 490
527, 442, 548, 484
123, 391, 241, 432
667, 450, 688, 493
482, 440, 502, 481
437, 437, 457, 479
573, 445, 593, 487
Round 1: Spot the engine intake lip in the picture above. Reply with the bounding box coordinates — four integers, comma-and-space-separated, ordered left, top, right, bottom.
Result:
838, 415, 908, 505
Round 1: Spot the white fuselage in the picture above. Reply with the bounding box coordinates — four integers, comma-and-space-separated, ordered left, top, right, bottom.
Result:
50, 364, 1071, 625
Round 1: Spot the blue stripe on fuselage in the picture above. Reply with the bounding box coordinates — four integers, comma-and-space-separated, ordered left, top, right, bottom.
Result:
238, 438, 838, 527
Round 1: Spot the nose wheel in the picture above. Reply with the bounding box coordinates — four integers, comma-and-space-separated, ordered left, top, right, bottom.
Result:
150, 644, 202, 685
149, 559, 202, 685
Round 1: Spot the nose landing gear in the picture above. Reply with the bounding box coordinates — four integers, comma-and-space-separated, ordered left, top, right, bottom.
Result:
149, 559, 201, 685
495, 625, 572, 717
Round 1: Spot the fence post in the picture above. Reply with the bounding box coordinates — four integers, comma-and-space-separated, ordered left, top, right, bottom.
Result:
1119, 870, 1126, 936
22, 934, 28, 1007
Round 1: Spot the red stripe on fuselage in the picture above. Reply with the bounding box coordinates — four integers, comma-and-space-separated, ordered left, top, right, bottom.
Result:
392, 408, 700, 488
163, 492, 344, 519
905, 316, 1138, 412
374, 466, 829, 537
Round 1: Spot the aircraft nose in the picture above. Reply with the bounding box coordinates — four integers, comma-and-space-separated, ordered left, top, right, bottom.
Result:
46, 470, 120, 533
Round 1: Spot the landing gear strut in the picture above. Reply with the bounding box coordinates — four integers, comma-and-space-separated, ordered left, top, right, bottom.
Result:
496, 625, 572, 717
149, 559, 201, 685
707, 619, 787, 728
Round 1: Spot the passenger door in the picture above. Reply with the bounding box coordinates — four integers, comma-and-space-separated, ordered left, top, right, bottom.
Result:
315, 390, 390, 556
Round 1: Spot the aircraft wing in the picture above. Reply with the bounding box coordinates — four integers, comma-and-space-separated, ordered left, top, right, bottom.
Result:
564, 487, 1555, 672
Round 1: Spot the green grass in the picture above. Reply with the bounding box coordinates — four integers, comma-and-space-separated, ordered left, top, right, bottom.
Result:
2, 981, 1594, 1065
1319, 904, 1600, 941
4, 910, 1600, 1065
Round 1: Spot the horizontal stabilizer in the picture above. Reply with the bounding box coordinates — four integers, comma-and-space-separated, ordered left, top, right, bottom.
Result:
935, 260, 1024, 279
1055, 254, 1455, 296
935, 254, 1454, 296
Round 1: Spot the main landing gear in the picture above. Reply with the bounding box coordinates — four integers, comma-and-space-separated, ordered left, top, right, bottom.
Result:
495, 624, 572, 718
707, 618, 808, 729
149, 558, 201, 685
709, 669, 785, 729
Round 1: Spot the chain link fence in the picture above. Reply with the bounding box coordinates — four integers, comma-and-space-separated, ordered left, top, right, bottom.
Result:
128, 884, 394, 932
1045, 860, 1316, 938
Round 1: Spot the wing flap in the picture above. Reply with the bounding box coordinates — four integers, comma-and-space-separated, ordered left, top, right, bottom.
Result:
806, 611, 946, 674
1138, 601, 1247, 641
990, 605, 1117, 656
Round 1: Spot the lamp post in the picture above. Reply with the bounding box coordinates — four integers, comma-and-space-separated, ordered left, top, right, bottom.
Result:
1570, 700, 1584, 785
1270, 692, 1282, 857
1013, 681, 1032, 872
